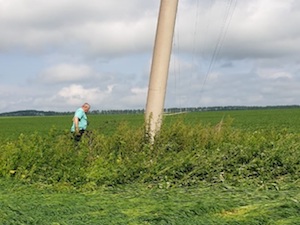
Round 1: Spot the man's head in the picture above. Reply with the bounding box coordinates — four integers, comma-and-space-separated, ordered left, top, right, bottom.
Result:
82, 103, 90, 113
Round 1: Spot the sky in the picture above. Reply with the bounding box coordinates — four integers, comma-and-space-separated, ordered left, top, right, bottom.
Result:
1, 0, 300, 113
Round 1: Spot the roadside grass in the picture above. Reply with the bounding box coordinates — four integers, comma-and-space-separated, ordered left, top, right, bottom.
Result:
1, 179, 300, 225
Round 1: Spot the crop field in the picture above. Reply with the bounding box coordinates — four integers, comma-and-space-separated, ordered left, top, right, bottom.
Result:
1, 108, 300, 139
0, 108, 300, 224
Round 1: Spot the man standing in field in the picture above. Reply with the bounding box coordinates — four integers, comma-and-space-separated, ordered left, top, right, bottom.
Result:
71, 103, 90, 141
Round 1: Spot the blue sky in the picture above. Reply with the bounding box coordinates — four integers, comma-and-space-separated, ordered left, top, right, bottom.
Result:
1, 0, 300, 113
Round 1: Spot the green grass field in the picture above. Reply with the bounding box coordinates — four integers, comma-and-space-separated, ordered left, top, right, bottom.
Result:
1, 108, 300, 140
0, 108, 300, 224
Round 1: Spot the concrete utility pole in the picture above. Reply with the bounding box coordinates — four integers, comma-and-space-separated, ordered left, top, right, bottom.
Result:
145, 0, 179, 141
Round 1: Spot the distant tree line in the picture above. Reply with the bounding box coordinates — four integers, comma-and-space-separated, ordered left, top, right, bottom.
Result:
164, 105, 300, 114
0, 110, 72, 117
0, 105, 299, 117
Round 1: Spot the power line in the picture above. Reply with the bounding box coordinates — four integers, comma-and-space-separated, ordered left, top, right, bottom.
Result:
169, 0, 237, 111
199, 0, 237, 95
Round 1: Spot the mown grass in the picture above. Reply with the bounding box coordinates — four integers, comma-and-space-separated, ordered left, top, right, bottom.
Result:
1, 179, 300, 225
0, 108, 300, 224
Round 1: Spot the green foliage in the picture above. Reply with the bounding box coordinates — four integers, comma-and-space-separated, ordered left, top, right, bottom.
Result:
1, 114, 299, 190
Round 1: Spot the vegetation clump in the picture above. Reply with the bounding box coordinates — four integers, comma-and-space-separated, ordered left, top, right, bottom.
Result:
0, 117, 299, 190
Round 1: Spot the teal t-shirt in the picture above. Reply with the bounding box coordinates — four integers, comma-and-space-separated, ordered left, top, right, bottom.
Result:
71, 107, 88, 132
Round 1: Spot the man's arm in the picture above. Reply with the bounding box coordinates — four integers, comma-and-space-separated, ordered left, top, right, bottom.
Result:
73, 117, 80, 133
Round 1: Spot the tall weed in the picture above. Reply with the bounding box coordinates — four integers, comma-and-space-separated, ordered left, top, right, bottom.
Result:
0, 118, 299, 189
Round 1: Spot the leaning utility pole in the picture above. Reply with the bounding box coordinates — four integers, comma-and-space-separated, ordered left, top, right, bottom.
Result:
145, 0, 179, 142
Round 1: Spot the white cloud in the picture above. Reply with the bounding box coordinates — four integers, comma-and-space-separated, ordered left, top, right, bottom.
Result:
37, 63, 94, 84
258, 69, 293, 80
119, 87, 148, 109
0, 0, 158, 55
131, 87, 147, 95
57, 84, 106, 105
